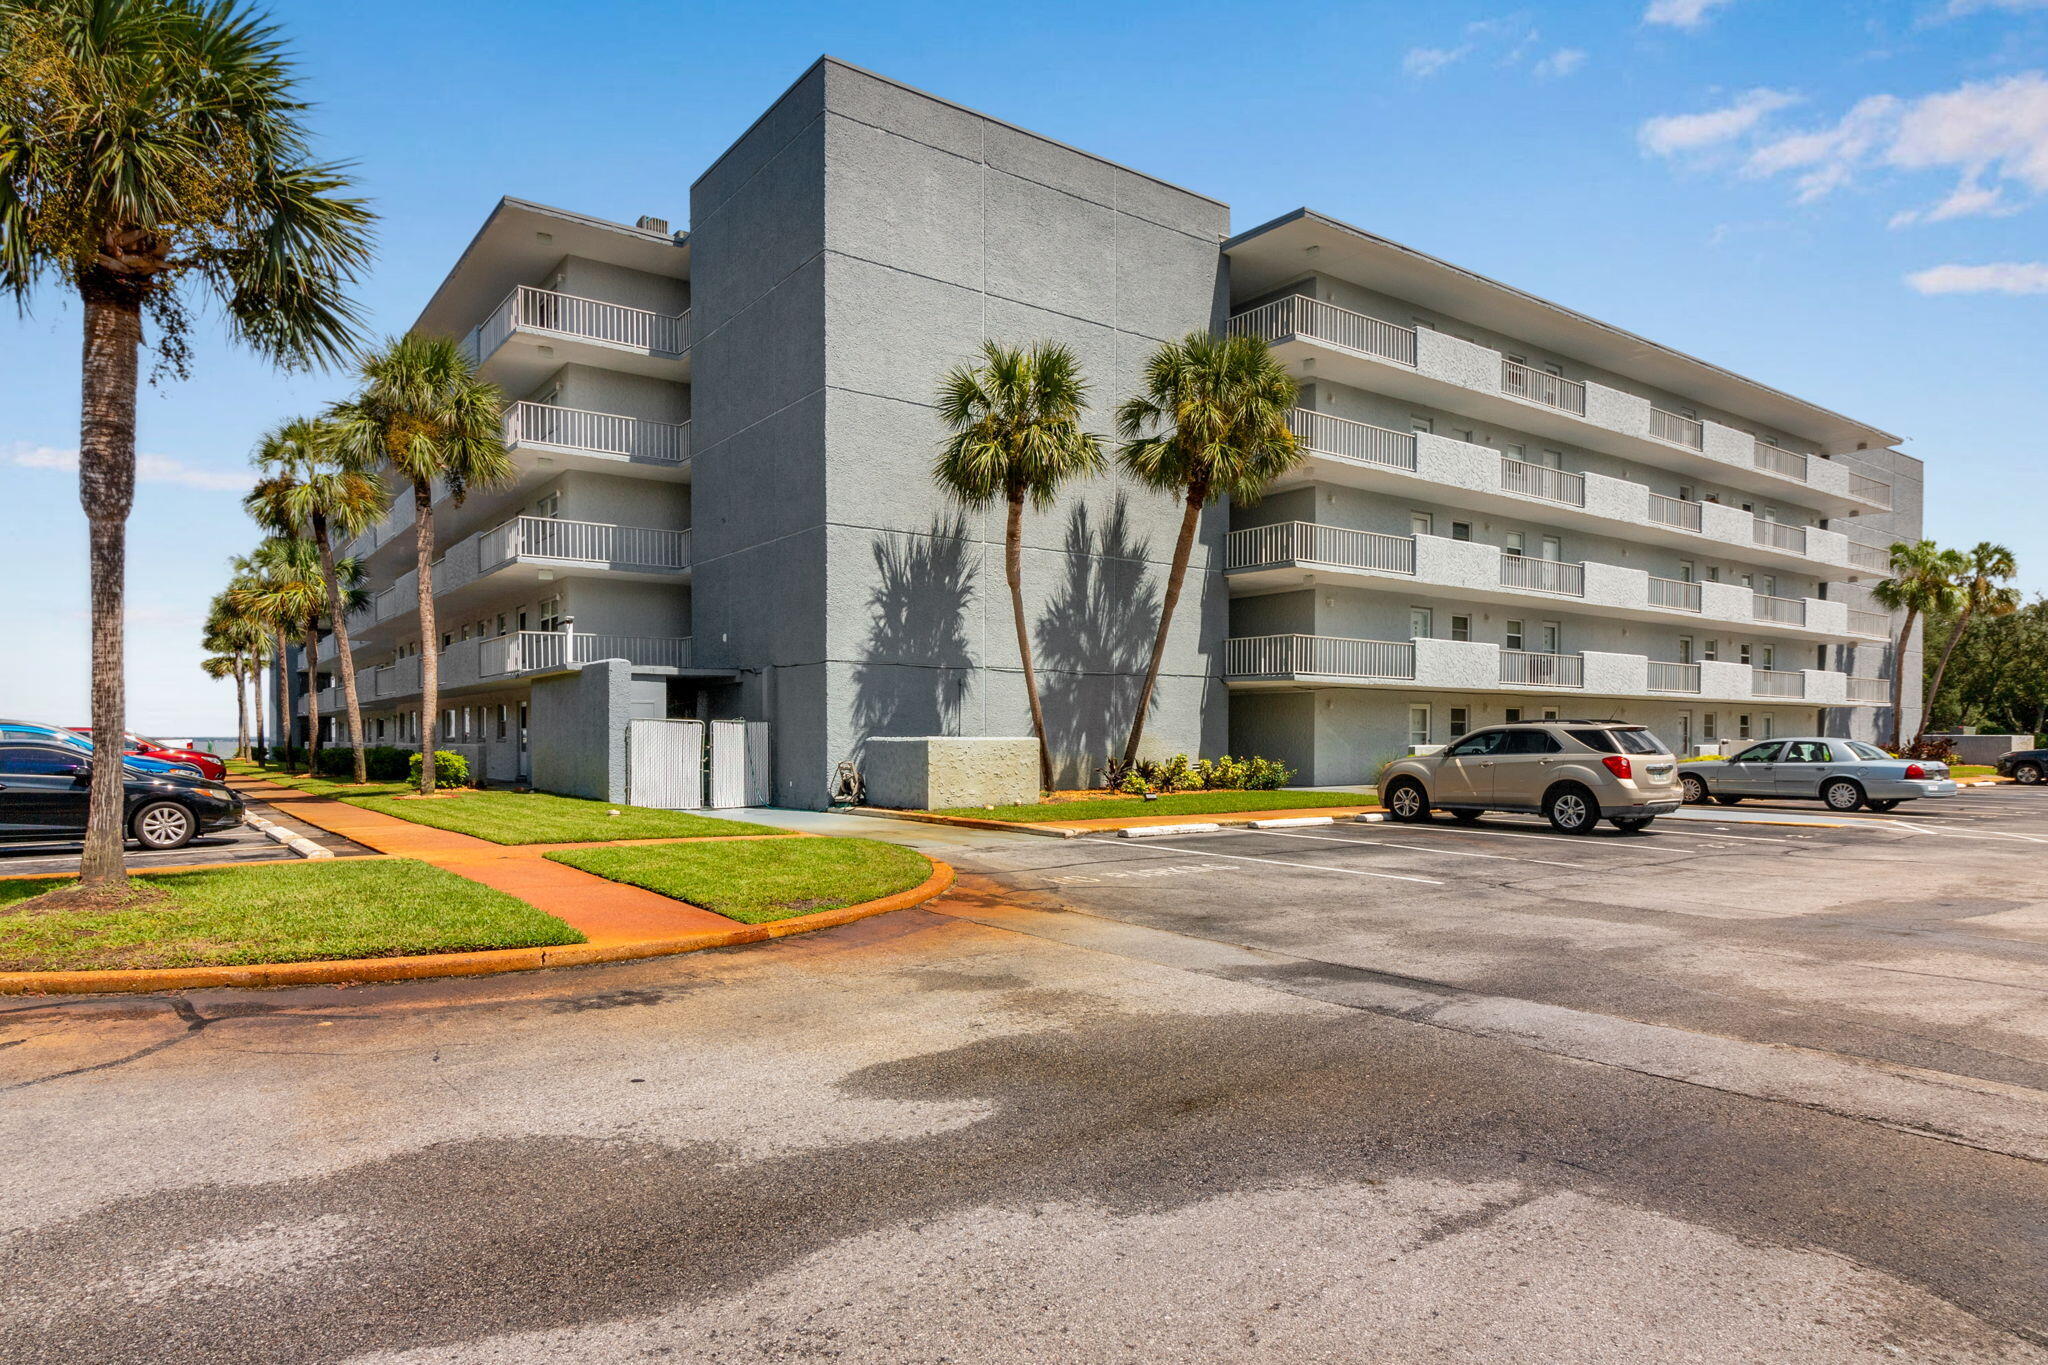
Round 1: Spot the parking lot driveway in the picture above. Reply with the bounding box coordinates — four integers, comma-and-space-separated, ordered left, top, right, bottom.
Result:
946, 789, 2048, 1092
0, 799, 371, 878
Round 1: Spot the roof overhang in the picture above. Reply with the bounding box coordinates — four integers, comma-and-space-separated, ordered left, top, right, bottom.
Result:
413, 198, 690, 339
1224, 209, 1901, 455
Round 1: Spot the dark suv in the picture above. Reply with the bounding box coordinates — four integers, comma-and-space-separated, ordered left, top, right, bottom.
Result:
1997, 747, 2047, 786
0, 742, 243, 850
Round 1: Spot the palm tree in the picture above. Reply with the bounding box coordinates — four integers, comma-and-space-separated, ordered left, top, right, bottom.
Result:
227, 538, 319, 768
202, 593, 265, 759
1113, 332, 1300, 768
328, 335, 510, 793
240, 537, 331, 773
1919, 542, 2021, 741
0, 0, 373, 887
1871, 540, 1966, 748
245, 418, 388, 782
199, 653, 248, 759
933, 341, 1104, 789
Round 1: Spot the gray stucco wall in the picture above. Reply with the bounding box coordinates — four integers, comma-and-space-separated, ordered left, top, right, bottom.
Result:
529, 659, 634, 801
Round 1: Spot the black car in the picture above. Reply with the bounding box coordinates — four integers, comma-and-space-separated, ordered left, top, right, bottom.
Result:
1997, 748, 2047, 786
0, 741, 244, 850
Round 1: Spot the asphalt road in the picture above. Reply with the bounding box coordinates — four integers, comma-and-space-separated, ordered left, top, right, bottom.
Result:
0, 799, 369, 876
2, 787, 2044, 1362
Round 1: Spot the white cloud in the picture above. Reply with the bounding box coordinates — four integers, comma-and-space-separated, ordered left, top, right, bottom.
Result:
1534, 47, 1588, 78
1638, 89, 1800, 156
1646, 71, 2048, 224
5, 445, 250, 493
1644, 0, 1738, 30
1402, 44, 1469, 77
1946, 0, 2048, 14
1905, 261, 2048, 294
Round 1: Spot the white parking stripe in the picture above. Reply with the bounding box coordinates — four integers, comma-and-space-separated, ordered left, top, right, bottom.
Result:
1106, 839, 1445, 885
1242, 829, 1584, 868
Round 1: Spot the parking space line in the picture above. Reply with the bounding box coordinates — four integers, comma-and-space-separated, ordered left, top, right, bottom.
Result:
1106, 839, 1445, 885
1242, 829, 1585, 868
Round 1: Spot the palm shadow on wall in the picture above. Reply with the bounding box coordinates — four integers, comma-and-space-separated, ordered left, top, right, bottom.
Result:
1037, 494, 1159, 786
850, 515, 977, 744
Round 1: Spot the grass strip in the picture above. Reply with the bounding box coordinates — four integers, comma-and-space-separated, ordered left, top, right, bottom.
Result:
929, 789, 1375, 823
0, 859, 582, 972
548, 836, 933, 925
246, 768, 781, 844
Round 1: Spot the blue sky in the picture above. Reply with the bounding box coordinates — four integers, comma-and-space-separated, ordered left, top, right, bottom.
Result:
4, 0, 2044, 734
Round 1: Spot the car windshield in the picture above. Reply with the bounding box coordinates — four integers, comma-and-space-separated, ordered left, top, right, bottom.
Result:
1845, 742, 1893, 761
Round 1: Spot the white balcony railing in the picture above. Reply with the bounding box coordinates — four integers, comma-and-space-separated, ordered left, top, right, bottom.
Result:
1500, 455, 1586, 506
1649, 408, 1704, 449
480, 631, 693, 677
1753, 519, 1808, 554
1648, 661, 1702, 693
1848, 543, 1892, 575
1228, 296, 1419, 366
1288, 408, 1419, 470
1501, 359, 1587, 415
1753, 593, 1808, 625
1846, 608, 1891, 639
1753, 442, 1809, 481
1753, 667, 1806, 698
505, 401, 689, 465
479, 515, 690, 573
1499, 554, 1584, 596
1846, 468, 1893, 509
1502, 650, 1584, 687
1226, 522, 1416, 575
1847, 676, 1892, 703
1648, 576, 1702, 611
470, 285, 687, 364
1646, 493, 1704, 531
1224, 634, 1417, 681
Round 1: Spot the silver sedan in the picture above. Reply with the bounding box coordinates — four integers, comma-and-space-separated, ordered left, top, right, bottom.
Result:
1679, 737, 1958, 812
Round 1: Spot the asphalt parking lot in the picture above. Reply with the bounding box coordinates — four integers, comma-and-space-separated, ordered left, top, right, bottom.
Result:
0, 798, 369, 877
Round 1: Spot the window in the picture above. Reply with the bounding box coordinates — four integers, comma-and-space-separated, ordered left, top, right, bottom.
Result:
440, 711, 454, 739
1731, 740, 1777, 763
1450, 521, 1472, 541
517, 610, 530, 632
1566, 727, 1670, 756
497, 705, 509, 741
1677, 484, 1695, 502
539, 596, 564, 632
1408, 706, 1431, 747
1504, 532, 1525, 557
1704, 639, 1720, 662
1454, 428, 1475, 443
1783, 740, 1832, 763
1739, 643, 1754, 666
496, 614, 508, 636
1759, 575, 1777, 597
1846, 741, 1892, 761
1760, 645, 1775, 670
1410, 511, 1434, 537
1449, 706, 1470, 738
460, 624, 472, 642
0, 746, 84, 776
1541, 707, 1560, 721
1502, 443, 1526, 462
1678, 560, 1696, 583
1445, 729, 1505, 757
1678, 636, 1694, 664
1762, 714, 1776, 739
1737, 713, 1753, 739
1500, 729, 1562, 754
1506, 620, 1525, 651
1537, 448, 1564, 469
1410, 416, 1434, 436
441, 632, 453, 650
1410, 608, 1433, 639
1706, 566, 1722, 583
1703, 713, 1718, 741
533, 490, 560, 519
1450, 615, 1471, 643
1504, 708, 1524, 723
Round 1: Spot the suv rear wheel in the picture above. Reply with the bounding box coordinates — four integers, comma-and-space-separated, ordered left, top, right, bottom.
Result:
131, 800, 197, 850
1384, 779, 1431, 823
1545, 784, 1598, 835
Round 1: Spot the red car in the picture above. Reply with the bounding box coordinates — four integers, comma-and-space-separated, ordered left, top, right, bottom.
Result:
68, 729, 227, 782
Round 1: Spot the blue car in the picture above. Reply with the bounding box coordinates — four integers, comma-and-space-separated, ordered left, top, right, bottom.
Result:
0, 721, 204, 779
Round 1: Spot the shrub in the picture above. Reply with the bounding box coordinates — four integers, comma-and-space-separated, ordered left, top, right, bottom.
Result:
1897, 737, 1959, 764
1242, 756, 1292, 790
365, 745, 411, 781
1102, 752, 1293, 793
314, 746, 354, 777
409, 749, 472, 790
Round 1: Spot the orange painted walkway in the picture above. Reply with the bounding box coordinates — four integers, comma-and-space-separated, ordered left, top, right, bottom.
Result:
231, 777, 749, 945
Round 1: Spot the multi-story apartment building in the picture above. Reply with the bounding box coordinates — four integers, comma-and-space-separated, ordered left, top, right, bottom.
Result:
296, 57, 1921, 802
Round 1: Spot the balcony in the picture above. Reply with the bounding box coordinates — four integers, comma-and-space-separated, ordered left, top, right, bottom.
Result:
505, 401, 689, 469
1278, 408, 1857, 577
1846, 608, 1890, 640
1847, 676, 1892, 703
1235, 296, 1890, 515
1225, 524, 1865, 642
1752, 667, 1806, 699
479, 630, 692, 677
464, 285, 689, 392
1223, 636, 1884, 706
1846, 542, 1892, 575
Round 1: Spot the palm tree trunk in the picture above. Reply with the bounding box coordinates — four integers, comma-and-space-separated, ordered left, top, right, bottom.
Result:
233, 659, 249, 761
313, 512, 368, 783
248, 648, 264, 761
302, 621, 322, 775
414, 479, 441, 794
76, 296, 143, 889
1916, 607, 1974, 744
1005, 492, 1051, 790
1122, 488, 1204, 770
273, 629, 290, 765
1889, 608, 1919, 749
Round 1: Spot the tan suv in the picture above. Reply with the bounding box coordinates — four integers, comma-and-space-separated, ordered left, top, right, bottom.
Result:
1378, 720, 1682, 834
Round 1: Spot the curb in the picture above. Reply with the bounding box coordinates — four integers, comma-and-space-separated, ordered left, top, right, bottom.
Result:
245, 812, 334, 860
842, 808, 1080, 838
1117, 823, 1220, 839
1250, 816, 1336, 830
0, 860, 955, 997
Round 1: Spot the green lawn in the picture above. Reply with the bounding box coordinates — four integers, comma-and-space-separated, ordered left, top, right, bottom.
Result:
0, 860, 582, 972
250, 769, 782, 844
1952, 765, 1997, 780
929, 789, 1378, 823
548, 837, 934, 924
